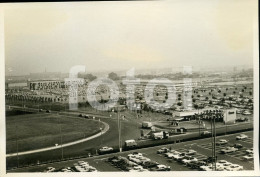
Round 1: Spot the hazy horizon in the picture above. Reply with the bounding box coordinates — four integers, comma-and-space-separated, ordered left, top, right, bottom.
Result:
4, 0, 257, 76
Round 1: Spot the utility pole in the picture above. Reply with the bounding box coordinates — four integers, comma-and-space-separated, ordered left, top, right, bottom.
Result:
117, 106, 122, 152
59, 117, 63, 160
213, 116, 216, 171
211, 116, 213, 169
15, 125, 19, 167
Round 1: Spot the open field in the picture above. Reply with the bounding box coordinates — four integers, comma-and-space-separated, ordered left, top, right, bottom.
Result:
6, 113, 105, 153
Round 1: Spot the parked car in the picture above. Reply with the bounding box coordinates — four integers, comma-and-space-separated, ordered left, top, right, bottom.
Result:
225, 164, 243, 171
46, 110, 51, 113
157, 147, 170, 154
236, 134, 248, 140
185, 149, 197, 155
201, 131, 211, 137
216, 139, 228, 145
245, 148, 253, 154
242, 154, 253, 160
242, 110, 251, 115
151, 164, 171, 171
182, 156, 198, 164
220, 147, 238, 154
142, 161, 159, 169
233, 143, 243, 148
99, 146, 113, 153
45, 167, 55, 172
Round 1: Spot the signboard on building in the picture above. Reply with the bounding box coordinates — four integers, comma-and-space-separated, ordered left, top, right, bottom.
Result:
223, 108, 237, 124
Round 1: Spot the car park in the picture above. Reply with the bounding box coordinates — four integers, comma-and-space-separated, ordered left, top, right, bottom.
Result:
236, 134, 248, 140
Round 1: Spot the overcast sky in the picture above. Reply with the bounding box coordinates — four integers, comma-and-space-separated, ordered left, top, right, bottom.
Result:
4, 0, 257, 75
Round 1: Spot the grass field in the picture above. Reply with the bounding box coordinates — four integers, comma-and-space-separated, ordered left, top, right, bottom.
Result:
6, 113, 105, 154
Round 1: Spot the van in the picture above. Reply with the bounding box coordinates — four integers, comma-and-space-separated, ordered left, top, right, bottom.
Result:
125, 139, 137, 148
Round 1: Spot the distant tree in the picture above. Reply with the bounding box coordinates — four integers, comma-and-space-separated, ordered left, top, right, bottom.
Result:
178, 97, 181, 101
241, 89, 245, 92
248, 99, 253, 103
78, 73, 97, 81
233, 91, 236, 94
197, 94, 200, 98
223, 93, 227, 97
178, 94, 181, 97
192, 99, 196, 103
249, 91, 252, 96
209, 100, 213, 105
194, 104, 199, 109
228, 97, 233, 101
205, 97, 209, 100
177, 102, 182, 106
218, 90, 221, 93
108, 72, 120, 80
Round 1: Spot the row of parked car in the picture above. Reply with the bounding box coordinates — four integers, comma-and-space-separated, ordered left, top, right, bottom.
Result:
107, 152, 171, 171
157, 147, 245, 171
43, 160, 98, 172
73, 161, 97, 172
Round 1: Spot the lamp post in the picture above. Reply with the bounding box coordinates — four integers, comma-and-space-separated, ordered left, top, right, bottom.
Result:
15, 125, 19, 167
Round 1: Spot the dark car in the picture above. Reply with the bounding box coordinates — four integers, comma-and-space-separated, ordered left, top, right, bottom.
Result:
46, 110, 51, 113
234, 143, 243, 148
142, 161, 159, 169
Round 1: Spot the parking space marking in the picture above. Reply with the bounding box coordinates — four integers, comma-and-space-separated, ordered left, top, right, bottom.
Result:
198, 142, 254, 165
238, 138, 253, 144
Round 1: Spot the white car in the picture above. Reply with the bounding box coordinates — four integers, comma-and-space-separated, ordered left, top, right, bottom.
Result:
99, 146, 113, 152
216, 139, 228, 145
45, 167, 55, 172
218, 160, 228, 164
242, 154, 253, 160
164, 152, 175, 158
225, 164, 243, 171
182, 156, 198, 164
245, 148, 253, 154
129, 152, 143, 158
220, 147, 238, 154
200, 165, 213, 171
242, 110, 251, 115
172, 153, 185, 160
236, 134, 248, 140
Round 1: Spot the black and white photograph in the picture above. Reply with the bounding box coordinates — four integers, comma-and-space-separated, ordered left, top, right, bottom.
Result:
0, 0, 259, 176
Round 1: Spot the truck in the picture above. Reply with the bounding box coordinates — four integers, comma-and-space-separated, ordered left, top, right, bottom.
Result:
125, 139, 137, 148
142, 122, 153, 129
152, 131, 169, 140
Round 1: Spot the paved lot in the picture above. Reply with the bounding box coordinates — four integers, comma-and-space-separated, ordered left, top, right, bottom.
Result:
8, 131, 254, 172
